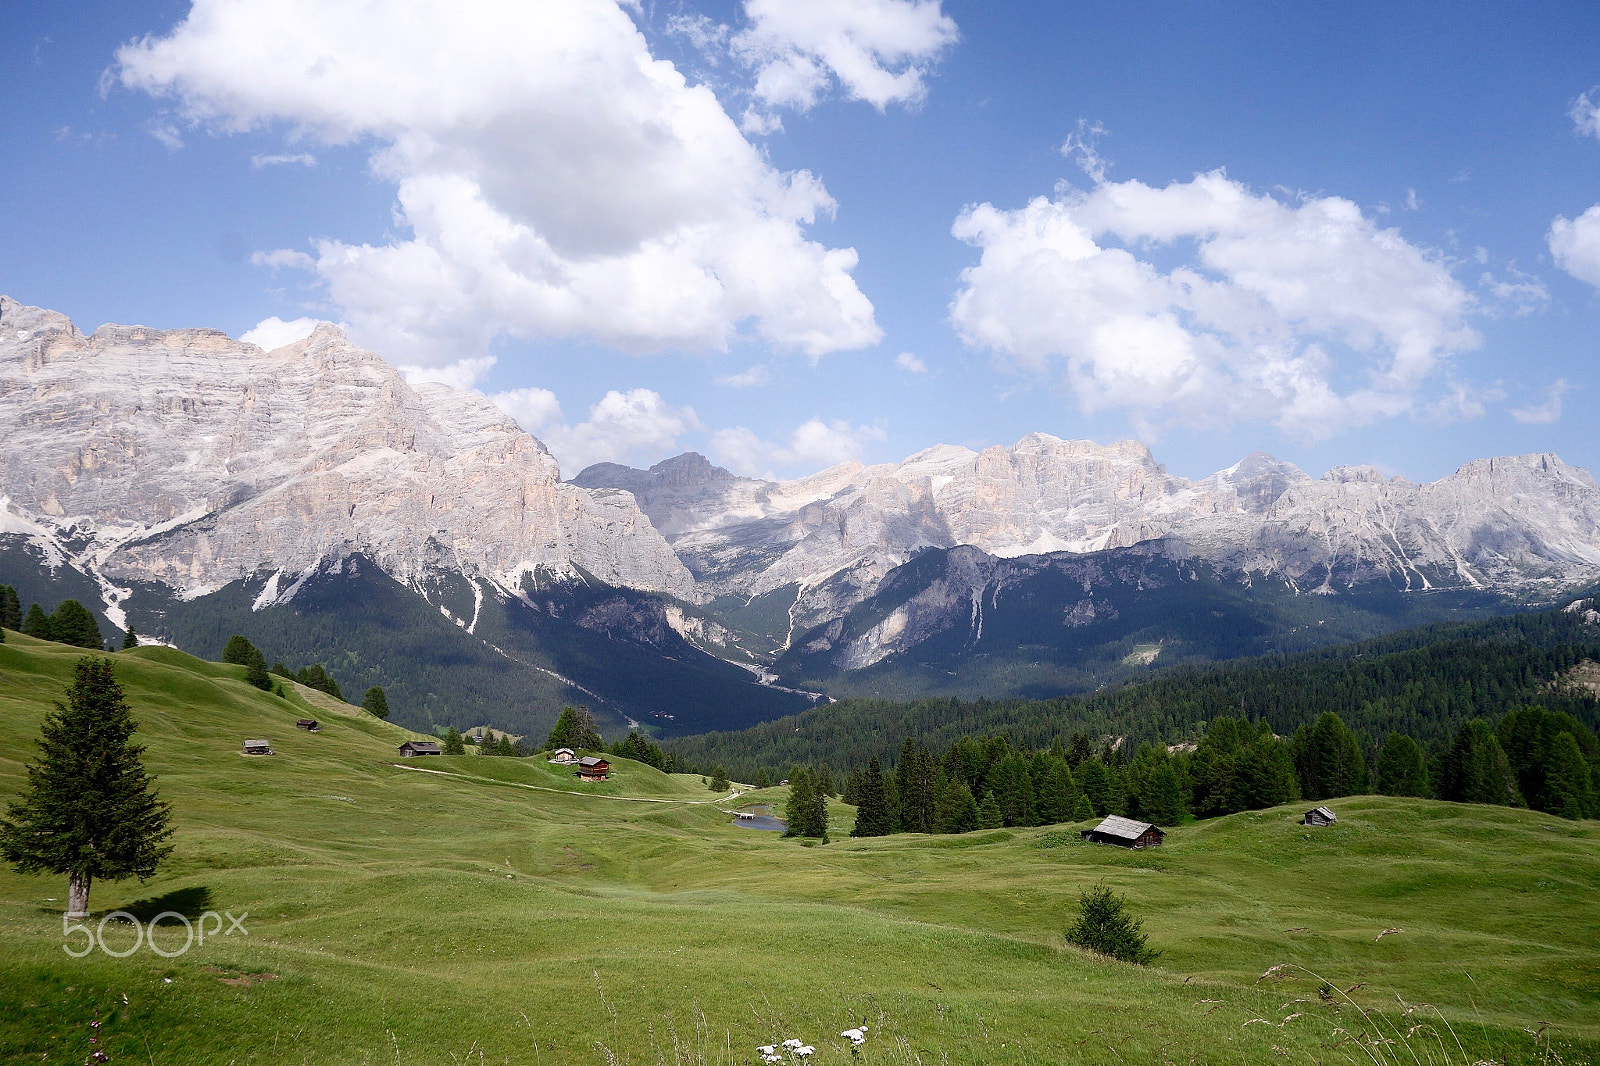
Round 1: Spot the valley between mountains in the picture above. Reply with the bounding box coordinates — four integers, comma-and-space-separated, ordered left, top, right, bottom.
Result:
5, 294, 1600, 738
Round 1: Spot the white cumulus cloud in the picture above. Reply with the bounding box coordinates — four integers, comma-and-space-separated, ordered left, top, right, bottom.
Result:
949, 169, 1479, 440
894, 351, 927, 373
493, 387, 701, 476
1549, 205, 1600, 290
733, 0, 957, 114
710, 417, 885, 477
1571, 87, 1600, 141
239, 315, 324, 350
251, 152, 316, 168
115, 0, 881, 371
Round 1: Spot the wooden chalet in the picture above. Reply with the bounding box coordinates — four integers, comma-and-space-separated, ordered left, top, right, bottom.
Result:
1302, 806, 1338, 827
242, 739, 273, 756
399, 740, 442, 757
296, 718, 320, 731
1080, 815, 1165, 849
576, 756, 611, 781
548, 747, 578, 765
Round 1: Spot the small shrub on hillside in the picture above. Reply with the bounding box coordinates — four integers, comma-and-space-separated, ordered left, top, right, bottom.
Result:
1065, 884, 1160, 965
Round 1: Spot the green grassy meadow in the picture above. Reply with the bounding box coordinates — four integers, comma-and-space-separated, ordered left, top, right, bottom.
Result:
0, 631, 1596, 1065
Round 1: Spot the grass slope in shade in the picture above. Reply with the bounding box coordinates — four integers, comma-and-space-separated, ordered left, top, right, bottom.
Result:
0, 633, 1595, 1065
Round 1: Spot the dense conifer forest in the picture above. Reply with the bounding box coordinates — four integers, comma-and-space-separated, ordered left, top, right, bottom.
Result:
668, 601, 1600, 834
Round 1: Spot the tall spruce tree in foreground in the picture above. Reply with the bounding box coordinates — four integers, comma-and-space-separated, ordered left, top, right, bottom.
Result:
0, 659, 173, 918
0, 584, 21, 629
546, 706, 603, 750
784, 767, 821, 837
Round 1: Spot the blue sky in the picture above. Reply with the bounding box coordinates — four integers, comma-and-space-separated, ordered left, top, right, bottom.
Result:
4, 0, 1599, 484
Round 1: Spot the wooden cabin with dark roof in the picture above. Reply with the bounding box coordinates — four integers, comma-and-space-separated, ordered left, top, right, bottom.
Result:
399, 740, 442, 757
576, 756, 611, 781
1080, 815, 1165, 849
1302, 806, 1338, 827
296, 718, 320, 732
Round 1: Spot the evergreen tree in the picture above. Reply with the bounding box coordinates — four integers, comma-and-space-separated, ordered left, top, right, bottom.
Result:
1439, 720, 1523, 806
1293, 712, 1366, 800
976, 790, 1003, 829
784, 768, 826, 837
1132, 752, 1187, 826
1032, 759, 1076, 826
0, 584, 21, 630
442, 727, 466, 755
1071, 792, 1095, 820
546, 706, 603, 750
0, 658, 174, 918
1497, 706, 1600, 814
1065, 884, 1160, 965
21, 603, 52, 640
1544, 732, 1599, 820
1077, 758, 1113, 817
990, 751, 1035, 827
896, 738, 938, 833
296, 665, 343, 700
362, 686, 391, 719
222, 634, 260, 666
1375, 733, 1430, 797
710, 766, 730, 791
47, 601, 103, 649
815, 764, 836, 797
479, 728, 496, 754
1066, 732, 1093, 769
121, 624, 138, 651
496, 734, 517, 757
935, 777, 979, 833
850, 757, 894, 837
271, 661, 294, 679
755, 767, 773, 790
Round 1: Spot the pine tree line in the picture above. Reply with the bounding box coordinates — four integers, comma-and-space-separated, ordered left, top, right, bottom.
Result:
3, 589, 107, 650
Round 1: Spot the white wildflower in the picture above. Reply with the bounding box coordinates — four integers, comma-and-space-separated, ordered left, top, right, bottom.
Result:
841, 1028, 867, 1046
783, 1039, 804, 1049
795, 1046, 815, 1058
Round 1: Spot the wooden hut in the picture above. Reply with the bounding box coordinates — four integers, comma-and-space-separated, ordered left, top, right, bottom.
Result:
1079, 814, 1165, 849
242, 739, 273, 756
548, 747, 577, 765
1302, 806, 1337, 827
399, 740, 442, 757
576, 756, 611, 781
296, 718, 320, 732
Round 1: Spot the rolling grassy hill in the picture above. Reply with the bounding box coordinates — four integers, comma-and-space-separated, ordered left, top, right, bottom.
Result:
0, 630, 1596, 1064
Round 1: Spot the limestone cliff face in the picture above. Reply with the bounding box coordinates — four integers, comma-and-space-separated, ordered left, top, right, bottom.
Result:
0, 296, 693, 607
580, 437, 1600, 635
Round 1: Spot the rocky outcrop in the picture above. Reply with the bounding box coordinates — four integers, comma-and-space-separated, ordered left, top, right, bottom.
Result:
0, 296, 694, 612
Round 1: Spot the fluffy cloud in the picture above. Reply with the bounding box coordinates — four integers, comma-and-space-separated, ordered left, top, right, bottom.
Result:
733, 0, 957, 113
894, 351, 927, 373
239, 315, 323, 350
116, 0, 880, 370
492, 387, 700, 475
949, 170, 1478, 440
1511, 380, 1569, 426
1549, 205, 1600, 290
251, 152, 316, 168
710, 417, 885, 477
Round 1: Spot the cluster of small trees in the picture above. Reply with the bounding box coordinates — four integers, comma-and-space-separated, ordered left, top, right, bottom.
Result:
219, 633, 379, 710
475, 728, 528, 757
612, 731, 683, 773
831, 703, 1600, 838
1, 589, 106, 650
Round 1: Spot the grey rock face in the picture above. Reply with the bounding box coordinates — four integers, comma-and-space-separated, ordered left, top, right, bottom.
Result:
0, 296, 694, 615
581, 437, 1600, 635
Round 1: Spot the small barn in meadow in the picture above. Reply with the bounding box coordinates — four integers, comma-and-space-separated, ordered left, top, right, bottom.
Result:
399, 740, 442, 757
1080, 815, 1165, 849
1302, 806, 1338, 827
576, 756, 611, 781
296, 718, 320, 732
548, 747, 578, 765
242, 739, 273, 756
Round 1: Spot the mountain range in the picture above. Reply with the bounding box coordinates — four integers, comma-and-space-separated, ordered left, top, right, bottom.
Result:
4, 295, 1600, 734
